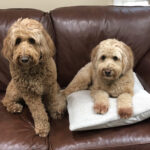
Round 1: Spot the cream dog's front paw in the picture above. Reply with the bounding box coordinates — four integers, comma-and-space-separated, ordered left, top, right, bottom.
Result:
118, 106, 132, 119
94, 102, 109, 114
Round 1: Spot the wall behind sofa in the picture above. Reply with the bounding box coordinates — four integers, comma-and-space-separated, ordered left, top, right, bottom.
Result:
0, 0, 113, 11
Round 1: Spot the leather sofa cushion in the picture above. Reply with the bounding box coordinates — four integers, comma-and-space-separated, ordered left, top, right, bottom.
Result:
0, 93, 48, 150
1, 90, 150, 150
49, 114, 150, 150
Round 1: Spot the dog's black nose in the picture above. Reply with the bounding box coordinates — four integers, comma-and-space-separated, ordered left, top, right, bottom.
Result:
104, 70, 111, 77
21, 56, 29, 63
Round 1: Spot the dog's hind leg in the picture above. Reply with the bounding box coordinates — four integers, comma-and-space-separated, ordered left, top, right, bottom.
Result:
2, 80, 23, 113
64, 62, 92, 96
47, 82, 66, 119
49, 62, 93, 119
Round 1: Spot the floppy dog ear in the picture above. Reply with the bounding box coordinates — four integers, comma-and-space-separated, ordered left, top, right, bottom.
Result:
121, 44, 134, 74
1, 33, 13, 61
42, 29, 55, 57
91, 45, 99, 62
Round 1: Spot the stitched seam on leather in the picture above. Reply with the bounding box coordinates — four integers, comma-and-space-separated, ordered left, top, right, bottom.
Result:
48, 12, 57, 49
48, 12, 58, 64
48, 132, 54, 150
48, 12, 60, 82
0, 81, 6, 92
47, 133, 51, 150
49, 143, 53, 150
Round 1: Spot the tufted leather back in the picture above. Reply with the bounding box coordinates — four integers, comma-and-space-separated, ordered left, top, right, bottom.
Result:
0, 6, 150, 93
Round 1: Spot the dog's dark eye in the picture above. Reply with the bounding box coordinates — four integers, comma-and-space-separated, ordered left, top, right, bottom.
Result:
113, 56, 118, 61
101, 55, 106, 61
28, 38, 35, 44
15, 37, 21, 46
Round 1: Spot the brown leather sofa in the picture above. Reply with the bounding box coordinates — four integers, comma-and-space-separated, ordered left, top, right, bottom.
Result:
0, 6, 150, 150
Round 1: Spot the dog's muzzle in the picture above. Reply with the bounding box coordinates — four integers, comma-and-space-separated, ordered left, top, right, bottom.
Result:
17, 52, 42, 65
102, 69, 113, 77
20, 56, 30, 63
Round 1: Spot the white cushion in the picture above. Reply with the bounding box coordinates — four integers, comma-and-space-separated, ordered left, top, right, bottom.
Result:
67, 73, 150, 131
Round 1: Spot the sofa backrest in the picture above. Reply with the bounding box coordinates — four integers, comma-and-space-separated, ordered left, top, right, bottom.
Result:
50, 6, 150, 92
0, 6, 150, 92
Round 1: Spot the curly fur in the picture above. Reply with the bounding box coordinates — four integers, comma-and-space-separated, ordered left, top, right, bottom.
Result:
64, 39, 134, 119
1, 18, 66, 137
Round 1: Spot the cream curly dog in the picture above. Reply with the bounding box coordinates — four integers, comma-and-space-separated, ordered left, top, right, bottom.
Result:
1, 18, 66, 137
64, 39, 134, 119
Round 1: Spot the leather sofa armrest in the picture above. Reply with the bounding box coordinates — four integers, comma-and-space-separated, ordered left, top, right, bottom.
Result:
135, 50, 150, 93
